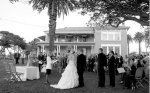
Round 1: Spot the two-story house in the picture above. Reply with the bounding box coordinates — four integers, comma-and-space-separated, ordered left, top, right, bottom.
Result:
37, 26, 129, 57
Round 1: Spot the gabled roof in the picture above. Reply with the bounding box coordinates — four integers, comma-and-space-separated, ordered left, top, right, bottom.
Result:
38, 35, 45, 41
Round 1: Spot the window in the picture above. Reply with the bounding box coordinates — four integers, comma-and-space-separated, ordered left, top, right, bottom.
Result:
101, 31, 121, 41
101, 44, 121, 55
59, 35, 66, 42
115, 46, 120, 55
101, 32, 107, 40
108, 33, 113, 40
114, 32, 121, 40
67, 36, 71, 42
108, 46, 113, 52
79, 36, 86, 42
74, 36, 77, 42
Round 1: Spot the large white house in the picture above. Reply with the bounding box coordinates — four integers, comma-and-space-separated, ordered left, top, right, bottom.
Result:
37, 26, 129, 57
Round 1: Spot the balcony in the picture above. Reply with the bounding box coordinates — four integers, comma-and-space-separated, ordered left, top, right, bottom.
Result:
55, 34, 94, 43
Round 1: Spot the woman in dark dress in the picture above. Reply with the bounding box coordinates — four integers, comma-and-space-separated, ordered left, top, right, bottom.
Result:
108, 51, 115, 87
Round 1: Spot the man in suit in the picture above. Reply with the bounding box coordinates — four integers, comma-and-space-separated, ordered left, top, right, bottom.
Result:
108, 51, 115, 87
38, 52, 44, 73
97, 48, 107, 87
14, 52, 21, 64
77, 49, 86, 87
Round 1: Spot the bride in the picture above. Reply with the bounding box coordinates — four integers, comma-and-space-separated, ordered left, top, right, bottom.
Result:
50, 50, 79, 89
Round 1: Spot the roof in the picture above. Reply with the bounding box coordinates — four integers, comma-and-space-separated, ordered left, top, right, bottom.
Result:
95, 26, 130, 30
44, 26, 129, 34
44, 27, 94, 34
38, 35, 45, 41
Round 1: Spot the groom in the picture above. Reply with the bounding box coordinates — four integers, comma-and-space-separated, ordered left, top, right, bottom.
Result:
77, 49, 86, 87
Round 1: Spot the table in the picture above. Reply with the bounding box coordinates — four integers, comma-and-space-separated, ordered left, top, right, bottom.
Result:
16, 66, 40, 81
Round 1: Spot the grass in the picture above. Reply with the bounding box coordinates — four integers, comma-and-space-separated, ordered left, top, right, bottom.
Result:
0, 59, 149, 93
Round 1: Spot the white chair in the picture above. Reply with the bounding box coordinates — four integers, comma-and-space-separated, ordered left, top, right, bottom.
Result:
135, 67, 144, 88
3, 62, 12, 81
9, 63, 24, 81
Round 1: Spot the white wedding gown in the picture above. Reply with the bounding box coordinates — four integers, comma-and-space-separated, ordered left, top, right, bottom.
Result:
50, 54, 79, 89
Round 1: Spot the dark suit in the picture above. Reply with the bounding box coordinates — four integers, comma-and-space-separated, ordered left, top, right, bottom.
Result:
38, 54, 44, 72
97, 53, 107, 87
108, 56, 115, 87
115, 57, 119, 75
77, 54, 86, 87
14, 53, 21, 64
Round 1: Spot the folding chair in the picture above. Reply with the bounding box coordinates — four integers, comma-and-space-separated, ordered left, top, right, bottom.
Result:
135, 67, 144, 88
3, 62, 13, 92
9, 63, 24, 81
142, 66, 149, 84
3, 62, 12, 81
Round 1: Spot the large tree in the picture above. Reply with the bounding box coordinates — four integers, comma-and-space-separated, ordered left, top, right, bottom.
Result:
10, 0, 79, 55
79, 0, 149, 27
134, 32, 144, 54
127, 34, 132, 55
0, 31, 27, 58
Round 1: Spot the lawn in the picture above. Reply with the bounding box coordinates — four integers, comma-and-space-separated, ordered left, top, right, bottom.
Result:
0, 59, 149, 93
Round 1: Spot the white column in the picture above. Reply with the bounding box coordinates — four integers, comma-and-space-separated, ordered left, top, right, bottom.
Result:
42, 45, 45, 53
113, 46, 115, 53
107, 46, 109, 54
91, 45, 93, 54
56, 36, 58, 42
73, 45, 76, 51
77, 36, 79, 42
56, 45, 59, 56
37, 46, 40, 56
76, 45, 77, 52
59, 45, 60, 53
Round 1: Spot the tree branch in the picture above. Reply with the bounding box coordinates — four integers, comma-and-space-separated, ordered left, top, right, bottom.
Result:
123, 15, 149, 26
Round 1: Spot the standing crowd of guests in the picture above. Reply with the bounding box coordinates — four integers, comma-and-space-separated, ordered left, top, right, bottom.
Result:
12, 48, 149, 89
87, 48, 149, 89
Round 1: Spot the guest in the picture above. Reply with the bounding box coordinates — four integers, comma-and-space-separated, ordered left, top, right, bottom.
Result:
90, 56, 95, 72
26, 52, 33, 66
38, 52, 44, 73
45, 53, 53, 84
20, 51, 26, 64
43, 52, 47, 64
114, 53, 119, 75
77, 49, 86, 87
118, 55, 124, 68
130, 60, 136, 89
97, 48, 107, 87
108, 51, 115, 87
14, 52, 21, 64
87, 56, 91, 72
57, 53, 63, 73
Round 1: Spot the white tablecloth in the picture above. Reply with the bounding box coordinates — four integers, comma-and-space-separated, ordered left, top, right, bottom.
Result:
16, 66, 40, 81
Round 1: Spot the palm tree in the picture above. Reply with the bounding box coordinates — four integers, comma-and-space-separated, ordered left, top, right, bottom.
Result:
127, 34, 132, 55
10, 0, 79, 55
144, 27, 149, 53
134, 32, 144, 55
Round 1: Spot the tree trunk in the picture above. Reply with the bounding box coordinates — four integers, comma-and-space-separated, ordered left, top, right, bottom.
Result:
48, 1, 57, 56
139, 42, 141, 55
128, 43, 129, 55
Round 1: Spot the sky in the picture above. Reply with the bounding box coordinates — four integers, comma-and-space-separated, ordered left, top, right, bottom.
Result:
0, 0, 149, 53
